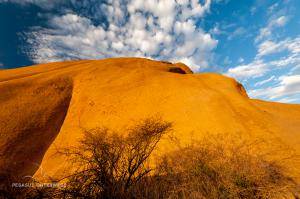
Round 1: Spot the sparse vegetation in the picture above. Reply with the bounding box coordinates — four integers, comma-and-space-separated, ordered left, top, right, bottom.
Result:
52, 116, 172, 198
153, 135, 300, 199
2, 118, 299, 198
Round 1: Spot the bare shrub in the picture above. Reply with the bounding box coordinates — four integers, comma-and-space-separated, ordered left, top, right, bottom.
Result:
51, 116, 173, 198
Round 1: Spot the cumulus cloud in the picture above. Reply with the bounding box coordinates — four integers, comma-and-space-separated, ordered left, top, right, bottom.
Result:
22, 0, 217, 71
249, 75, 300, 101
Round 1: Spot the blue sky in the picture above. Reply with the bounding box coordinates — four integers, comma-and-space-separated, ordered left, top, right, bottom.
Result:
0, 0, 300, 103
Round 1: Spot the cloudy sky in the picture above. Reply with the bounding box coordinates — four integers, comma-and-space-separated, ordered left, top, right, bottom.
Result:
0, 0, 299, 103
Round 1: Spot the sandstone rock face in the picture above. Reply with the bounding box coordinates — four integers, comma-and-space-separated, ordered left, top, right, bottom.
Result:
0, 58, 300, 181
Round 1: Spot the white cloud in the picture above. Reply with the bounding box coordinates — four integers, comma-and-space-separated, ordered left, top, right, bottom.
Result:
249, 75, 300, 101
0, 0, 61, 9
267, 3, 279, 15
291, 64, 300, 73
257, 40, 281, 57
276, 97, 299, 103
257, 37, 300, 57
255, 15, 289, 42
274, 16, 288, 27
210, 25, 221, 35
227, 36, 300, 81
226, 54, 300, 80
227, 27, 246, 40
254, 75, 276, 87
223, 56, 231, 65
24, 0, 217, 71
238, 57, 244, 63
227, 27, 300, 103
226, 60, 268, 79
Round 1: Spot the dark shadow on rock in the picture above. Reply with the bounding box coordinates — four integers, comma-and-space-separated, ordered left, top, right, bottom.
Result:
0, 77, 73, 185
